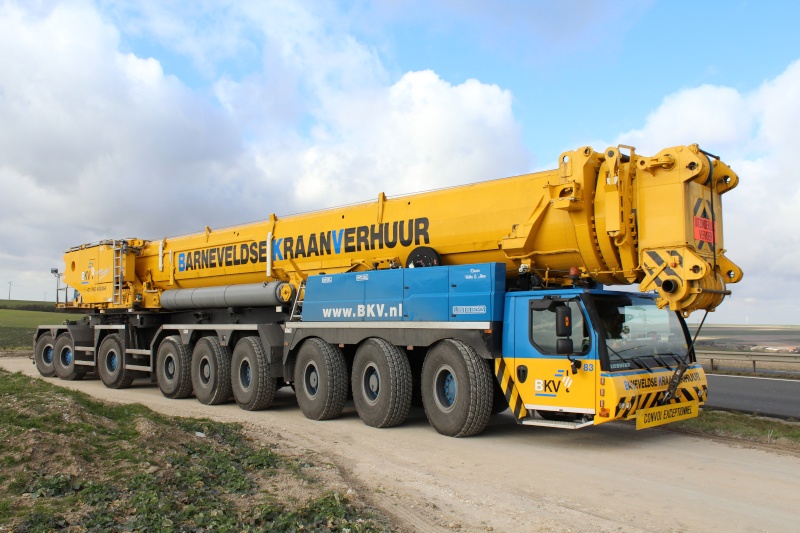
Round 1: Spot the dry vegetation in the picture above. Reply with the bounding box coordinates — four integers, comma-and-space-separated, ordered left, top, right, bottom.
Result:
0, 369, 389, 532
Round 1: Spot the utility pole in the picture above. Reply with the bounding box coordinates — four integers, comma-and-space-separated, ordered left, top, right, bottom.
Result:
51, 268, 61, 305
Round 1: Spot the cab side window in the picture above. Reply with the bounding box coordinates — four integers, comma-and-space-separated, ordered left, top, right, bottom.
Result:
529, 300, 589, 355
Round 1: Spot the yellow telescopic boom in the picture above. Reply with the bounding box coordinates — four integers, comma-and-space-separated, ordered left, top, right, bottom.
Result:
61, 144, 741, 316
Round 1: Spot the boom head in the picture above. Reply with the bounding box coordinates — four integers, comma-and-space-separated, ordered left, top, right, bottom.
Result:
550, 143, 742, 315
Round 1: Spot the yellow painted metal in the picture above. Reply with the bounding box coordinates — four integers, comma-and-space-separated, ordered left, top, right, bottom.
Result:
60, 144, 741, 314
495, 357, 526, 419
510, 357, 596, 414
636, 401, 699, 429
596, 365, 707, 427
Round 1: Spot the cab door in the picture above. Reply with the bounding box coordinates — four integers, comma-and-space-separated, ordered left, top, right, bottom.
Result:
512, 297, 597, 415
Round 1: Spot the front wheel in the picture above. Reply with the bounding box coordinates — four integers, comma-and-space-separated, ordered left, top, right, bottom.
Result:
352, 338, 412, 428
231, 337, 275, 411
98, 334, 134, 389
191, 337, 232, 405
53, 333, 85, 381
34, 333, 56, 377
421, 339, 492, 437
294, 338, 347, 421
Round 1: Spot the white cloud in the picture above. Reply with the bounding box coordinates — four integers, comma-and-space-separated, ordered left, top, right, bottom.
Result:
617, 60, 800, 324
280, 70, 527, 209
0, 1, 529, 301
0, 1, 245, 299
615, 85, 756, 157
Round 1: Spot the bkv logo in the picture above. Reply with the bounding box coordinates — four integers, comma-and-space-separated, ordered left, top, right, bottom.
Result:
534, 369, 573, 394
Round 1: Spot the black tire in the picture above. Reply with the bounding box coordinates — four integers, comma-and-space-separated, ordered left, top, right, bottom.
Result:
421, 339, 493, 437
231, 337, 275, 411
33, 333, 56, 377
409, 354, 424, 408
191, 336, 232, 405
53, 333, 85, 381
156, 336, 193, 399
294, 338, 347, 421
351, 338, 412, 428
97, 334, 134, 389
491, 376, 509, 415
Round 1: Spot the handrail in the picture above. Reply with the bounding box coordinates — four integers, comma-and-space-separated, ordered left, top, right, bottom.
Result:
695, 350, 800, 372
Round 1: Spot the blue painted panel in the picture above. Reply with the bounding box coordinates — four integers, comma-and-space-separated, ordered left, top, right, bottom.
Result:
303, 263, 506, 323
302, 272, 366, 321
502, 294, 516, 357
402, 267, 449, 321
448, 263, 505, 321
360, 269, 405, 321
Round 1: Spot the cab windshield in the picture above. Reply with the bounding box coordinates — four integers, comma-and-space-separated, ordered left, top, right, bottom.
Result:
592, 293, 689, 370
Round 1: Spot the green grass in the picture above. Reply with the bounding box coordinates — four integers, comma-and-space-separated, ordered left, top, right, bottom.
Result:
0, 309, 77, 328
671, 408, 800, 446
0, 299, 63, 312
0, 369, 388, 531
0, 308, 87, 349
0, 328, 38, 350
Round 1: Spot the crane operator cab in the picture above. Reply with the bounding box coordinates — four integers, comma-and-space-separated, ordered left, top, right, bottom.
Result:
506, 287, 706, 429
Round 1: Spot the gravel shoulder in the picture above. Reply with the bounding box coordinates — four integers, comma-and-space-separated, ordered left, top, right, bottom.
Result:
3, 355, 799, 532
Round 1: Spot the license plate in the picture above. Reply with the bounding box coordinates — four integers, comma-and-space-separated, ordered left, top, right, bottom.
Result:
636, 401, 699, 430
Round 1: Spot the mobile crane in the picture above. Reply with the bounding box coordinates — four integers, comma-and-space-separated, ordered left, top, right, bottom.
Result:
33, 143, 741, 436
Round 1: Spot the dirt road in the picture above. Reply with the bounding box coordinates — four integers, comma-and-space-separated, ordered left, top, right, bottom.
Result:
2, 356, 798, 532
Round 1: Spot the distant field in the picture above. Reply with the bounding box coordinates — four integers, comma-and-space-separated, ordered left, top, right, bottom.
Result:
691, 324, 800, 350
0, 299, 58, 312
0, 308, 87, 349
0, 309, 80, 328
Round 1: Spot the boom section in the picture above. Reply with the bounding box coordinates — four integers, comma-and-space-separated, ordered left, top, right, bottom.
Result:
59, 144, 740, 315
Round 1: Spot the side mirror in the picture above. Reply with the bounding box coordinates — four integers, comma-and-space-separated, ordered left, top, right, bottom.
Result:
557, 338, 574, 355
556, 305, 572, 337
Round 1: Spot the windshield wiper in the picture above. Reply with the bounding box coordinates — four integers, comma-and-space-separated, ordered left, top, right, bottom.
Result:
651, 354, 673, 370
628, 356, 653, 373
657, 352, 686, 367
615, 344, 646, 355
661, 310, 710, 405
606, 345, 626, 363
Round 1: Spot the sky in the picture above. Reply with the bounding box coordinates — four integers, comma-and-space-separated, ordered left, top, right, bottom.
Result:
1, 0, 799, 325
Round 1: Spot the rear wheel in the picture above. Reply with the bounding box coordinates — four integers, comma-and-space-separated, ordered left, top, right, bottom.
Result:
421, 339, 492, 437
98, 334, 134, 389
191, 337, 232, 405
231, 337, 275, 411
409, 355, 424, 408
294, 338, 347, 421
34, 333, 56, 377
352, 338, 412, 428
156, 336, 193, 399
53, 333, 85, 381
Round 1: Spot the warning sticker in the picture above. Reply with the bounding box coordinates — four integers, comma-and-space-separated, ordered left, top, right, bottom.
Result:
636, 401, 698, 429
693, 216, 715, 243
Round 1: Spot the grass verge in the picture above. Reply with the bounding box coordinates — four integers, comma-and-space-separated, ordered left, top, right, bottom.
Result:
0, 369, 387, 532
670, 408, 800, 449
